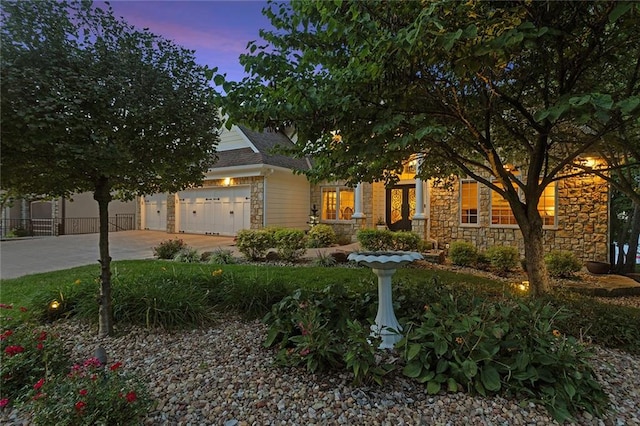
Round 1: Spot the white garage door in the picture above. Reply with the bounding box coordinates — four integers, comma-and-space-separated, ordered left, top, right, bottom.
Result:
178, 187, 250, 236
143, 194, 167, 231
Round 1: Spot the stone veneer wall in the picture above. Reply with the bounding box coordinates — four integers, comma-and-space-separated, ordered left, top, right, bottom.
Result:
429, 175, 609, 262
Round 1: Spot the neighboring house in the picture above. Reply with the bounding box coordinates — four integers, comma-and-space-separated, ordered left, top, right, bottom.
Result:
139, 125, 312, 236
1, 192, 136, 237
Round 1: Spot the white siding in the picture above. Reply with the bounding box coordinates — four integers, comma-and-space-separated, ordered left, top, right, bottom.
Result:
265, 171, 310, 229
217, 126, 257, 152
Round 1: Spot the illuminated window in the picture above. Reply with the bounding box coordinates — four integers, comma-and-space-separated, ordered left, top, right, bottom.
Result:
460, 180, 478, 224
537, 182, 556, 226
321, 187, 354, 221
491, 182, 518, 225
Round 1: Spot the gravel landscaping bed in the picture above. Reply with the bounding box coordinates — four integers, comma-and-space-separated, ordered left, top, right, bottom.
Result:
3, 315, 639, 426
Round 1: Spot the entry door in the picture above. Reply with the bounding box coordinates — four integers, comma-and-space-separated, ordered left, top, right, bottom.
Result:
386, 185, 415, 231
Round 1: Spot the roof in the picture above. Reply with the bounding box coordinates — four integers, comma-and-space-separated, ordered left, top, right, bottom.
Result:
213, 126, 310, 171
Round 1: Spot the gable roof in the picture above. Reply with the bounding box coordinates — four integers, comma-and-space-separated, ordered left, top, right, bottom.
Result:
213, 126, 310, 171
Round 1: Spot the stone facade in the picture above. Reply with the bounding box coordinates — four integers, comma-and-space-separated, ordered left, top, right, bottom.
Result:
429, 175, 609, 262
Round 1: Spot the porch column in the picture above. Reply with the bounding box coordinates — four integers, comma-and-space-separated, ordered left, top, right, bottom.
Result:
412, 156, 429, 241
352, 183, 365, 219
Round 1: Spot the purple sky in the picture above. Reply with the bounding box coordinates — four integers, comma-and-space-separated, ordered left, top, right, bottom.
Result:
99, 0, 271, 83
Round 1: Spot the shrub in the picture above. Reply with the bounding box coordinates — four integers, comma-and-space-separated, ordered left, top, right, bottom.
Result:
545, 250, 582, 278
485, 246, 520, 274
207, 249, 236, 264
236, 229, 274, 260
398, 294, 609, 422
307, 224, 337, 248
0, 314, 69, 406
152, 239, 187, 259
173, 247, 200, 263
273, 228, 307, 261
29, 357, 151, 426
448, 241, 477, 266
391, 231, 421, 251
356, 229, 394, 251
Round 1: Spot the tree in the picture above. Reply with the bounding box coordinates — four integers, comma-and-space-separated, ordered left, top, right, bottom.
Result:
221, 0, 640, 296
1, 1, 221, 336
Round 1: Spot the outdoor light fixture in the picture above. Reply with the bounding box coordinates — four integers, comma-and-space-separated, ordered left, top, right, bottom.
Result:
48, 300, 60, 311
517, 281, 530, 292
223, 177, 231, 186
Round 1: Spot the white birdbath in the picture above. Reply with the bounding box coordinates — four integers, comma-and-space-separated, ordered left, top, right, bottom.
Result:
347, 251, 423, 349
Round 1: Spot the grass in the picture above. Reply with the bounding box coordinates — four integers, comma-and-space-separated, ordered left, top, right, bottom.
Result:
1, 259, 638, 352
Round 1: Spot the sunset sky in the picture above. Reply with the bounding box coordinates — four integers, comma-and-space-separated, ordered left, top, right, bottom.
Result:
98, 0, 272, 83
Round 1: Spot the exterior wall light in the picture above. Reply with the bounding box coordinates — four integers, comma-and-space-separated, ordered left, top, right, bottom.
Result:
223, 177, 231, 186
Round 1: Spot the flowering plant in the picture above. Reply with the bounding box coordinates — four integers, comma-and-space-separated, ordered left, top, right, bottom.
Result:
29, 357, 151, 425
0, 305, 69, 406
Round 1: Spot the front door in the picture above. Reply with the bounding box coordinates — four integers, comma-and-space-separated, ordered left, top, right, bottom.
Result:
386, 185, 415, 231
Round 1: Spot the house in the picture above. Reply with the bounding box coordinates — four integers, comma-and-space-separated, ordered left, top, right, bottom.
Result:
1, 192, 135, 237
139, 125, 312, 236
310, 158, 610, 263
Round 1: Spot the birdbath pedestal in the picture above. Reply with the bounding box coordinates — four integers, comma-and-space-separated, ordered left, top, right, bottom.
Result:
347, 251, 423, 349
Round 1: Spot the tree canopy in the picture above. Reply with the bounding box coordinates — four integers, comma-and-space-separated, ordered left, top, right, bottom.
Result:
221, 0, 640, 296
1, 0, 221, 335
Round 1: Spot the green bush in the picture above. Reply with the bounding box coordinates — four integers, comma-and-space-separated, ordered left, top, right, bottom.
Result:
152, 239, 187, 259
207, 249, 236, 264
545, 250, 582, 278
0, 315, 69, 406
173, 247, 200, 263
391, 231, 421, 251
274, 228, 307, 261
399, 293, 609, 422
448, 241, 478, 266
236, 229, 274, 260
307, 224, 337, 248
357, 229, 394, 251
29, 357, 151, 426
485, 246, 520, 274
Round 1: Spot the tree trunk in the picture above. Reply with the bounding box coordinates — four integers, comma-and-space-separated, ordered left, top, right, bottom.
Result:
521, 223, 551, 296
623, 202, 640, 274
94, 178, 113, 337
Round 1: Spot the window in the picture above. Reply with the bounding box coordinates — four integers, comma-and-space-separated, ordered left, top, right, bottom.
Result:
491, 183, 518, 225
321, 187, 354, 221
537, 182, 556, 226
460, 180, 479, 225
490, 180, 557, 227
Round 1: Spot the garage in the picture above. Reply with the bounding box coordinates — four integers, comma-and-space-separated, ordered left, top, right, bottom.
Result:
177, 187, 250, 236
142, 194, 167, 231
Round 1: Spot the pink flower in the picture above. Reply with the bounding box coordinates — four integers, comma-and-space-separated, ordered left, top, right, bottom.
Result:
109, 362, 123, 371
125, 391, 137, 403
19, 307, 28, 312
4, 345, 24, 356
33, 378, 45, 390
36, 331, 47, 341
0, 398, 9, 408
75, 401, 86, 413
0, 304, 12, 309
32, 392, 44, 401
300, 348, 310, 357
83, 357, 102, 368
36, 343, 44, 350
0, 330, 13, 340
79, 389, 88, 396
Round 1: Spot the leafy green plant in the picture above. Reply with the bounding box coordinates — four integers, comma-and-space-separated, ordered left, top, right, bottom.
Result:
312, 252, 338, 267
29, 357, 151, 426
398, 293, 609, 422
390, 231, 421, 251
152, 239, 187, 260
307, 224, 337, 248
235, 229, 274, 260
0, 311, 69, 406
207, 248, 236, 264
273, 228, 307, 261
448, 241, 478, 266
344, 319, 392, 385
173, 247, 201, 263
545, 250, 582, 278
356, 229, 394, 251
485, 246, 520, 274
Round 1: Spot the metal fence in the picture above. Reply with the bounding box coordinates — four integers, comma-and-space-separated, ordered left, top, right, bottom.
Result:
0, 214, 135, 237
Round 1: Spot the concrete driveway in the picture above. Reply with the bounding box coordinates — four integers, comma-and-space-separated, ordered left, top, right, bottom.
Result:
0, 231, 236, 280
